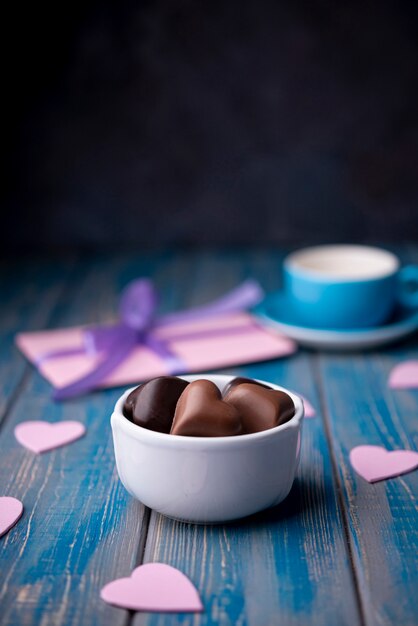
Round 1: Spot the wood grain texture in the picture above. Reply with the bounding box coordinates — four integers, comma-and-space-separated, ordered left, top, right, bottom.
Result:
133, 250, 361, 626
0, 255, 76, 421
317, 246, 418, 626
2, 247, 417, 626
0, 252, 174, 625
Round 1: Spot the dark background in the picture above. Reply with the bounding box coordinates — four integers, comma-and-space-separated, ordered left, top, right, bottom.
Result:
3, 1, 418, 252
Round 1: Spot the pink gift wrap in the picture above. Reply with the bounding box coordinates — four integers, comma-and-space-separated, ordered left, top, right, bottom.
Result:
16, 312, 296, 391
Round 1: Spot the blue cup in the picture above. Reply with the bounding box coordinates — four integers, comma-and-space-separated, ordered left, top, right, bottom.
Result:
283, 245, 418, 329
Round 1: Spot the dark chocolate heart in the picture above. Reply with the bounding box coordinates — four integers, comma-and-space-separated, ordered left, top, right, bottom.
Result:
222, 376, 271, 397
223, 383, 295, 434
123, 376, 189, 433
170, 380, 242, 437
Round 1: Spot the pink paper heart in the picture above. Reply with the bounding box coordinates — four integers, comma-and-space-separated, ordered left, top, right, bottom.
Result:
290, 391, 316, 418
0, 497, 23, 537
100, 563, 203, 613
349, 445, 418, 483
388, 360, 418, 389
14, 420, 86, 453
301, 396, 315, 418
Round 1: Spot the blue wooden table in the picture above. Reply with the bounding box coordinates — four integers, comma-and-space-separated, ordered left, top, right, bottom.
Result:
1, 248, 417, 626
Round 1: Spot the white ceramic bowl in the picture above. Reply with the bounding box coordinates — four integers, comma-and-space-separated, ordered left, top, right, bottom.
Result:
111, 374, 304, 523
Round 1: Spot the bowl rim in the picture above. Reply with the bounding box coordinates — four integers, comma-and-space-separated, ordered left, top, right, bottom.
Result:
111, 373, 304, 449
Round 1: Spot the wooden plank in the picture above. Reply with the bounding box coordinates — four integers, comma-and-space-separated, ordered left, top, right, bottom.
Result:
0, 254, 76, 421
0, 251, 182, 626
133, 249, 362, 626
317, 246, 418, 626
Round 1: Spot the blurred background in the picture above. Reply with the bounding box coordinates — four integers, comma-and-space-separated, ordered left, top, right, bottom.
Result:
2, 0, 418, 253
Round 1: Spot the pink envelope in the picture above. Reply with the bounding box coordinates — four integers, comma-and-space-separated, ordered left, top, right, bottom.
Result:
16, 312, 296, 391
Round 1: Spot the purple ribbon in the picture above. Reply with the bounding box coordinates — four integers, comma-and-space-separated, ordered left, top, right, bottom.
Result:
44, 279, 264, 400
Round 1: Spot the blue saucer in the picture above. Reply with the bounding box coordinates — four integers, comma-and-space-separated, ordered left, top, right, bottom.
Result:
255, 293, 418, 350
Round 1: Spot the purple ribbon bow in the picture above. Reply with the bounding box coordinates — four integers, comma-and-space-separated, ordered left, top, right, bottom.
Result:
42, 279, 264, 400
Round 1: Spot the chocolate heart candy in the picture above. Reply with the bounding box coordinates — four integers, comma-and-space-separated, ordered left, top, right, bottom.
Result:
123, 376, 189, 433
223, 383, 295, 434
171, 380, 242, 437
222, 376, 271, 397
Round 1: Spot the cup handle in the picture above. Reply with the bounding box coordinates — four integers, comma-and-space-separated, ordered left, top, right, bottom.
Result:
398, 265, 418, 308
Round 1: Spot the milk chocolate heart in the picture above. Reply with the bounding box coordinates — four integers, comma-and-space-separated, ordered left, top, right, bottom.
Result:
171, 380, 242, 437
223, 383, 295, 434
123, 376, 189, 433
222, 376, 271, 397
